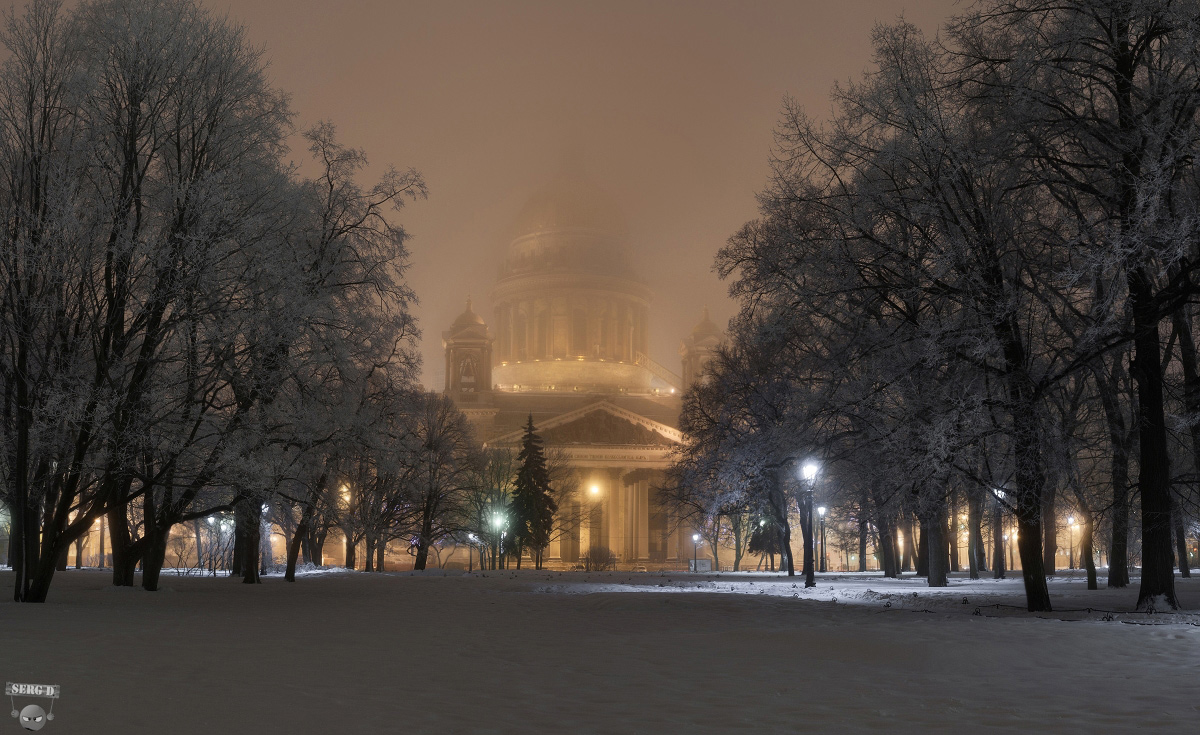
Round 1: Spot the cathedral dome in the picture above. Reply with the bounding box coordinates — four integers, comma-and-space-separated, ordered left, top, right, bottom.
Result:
510, 175, 628, 240
502, 174, 632, 279
450, 297, 486, 332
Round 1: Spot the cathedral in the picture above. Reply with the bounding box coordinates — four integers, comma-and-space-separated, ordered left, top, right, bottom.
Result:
443, 173, 722, 568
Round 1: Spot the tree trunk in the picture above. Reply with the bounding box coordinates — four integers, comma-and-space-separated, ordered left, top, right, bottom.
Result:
916, 520, 928, 577
1170, 306, 1200, 579
344, 533, 357, 570
1098, 360, 1132, 588
376, 542, 385, 572
193, 520, 204, 572
108, 503, 139, 587
141, 525, 170, 592
1169, 493, 1190, 578
98, 515, 106, 568
1082, 517, 1097, 591
949, 491, 961, 573
1041, 484, 1057, 576
879, 518, 898, 577
415, 514, 434, 571
1015, 511, 1051, 612
285, 502, 314, 582
924, 508, 949, 588
238, 503, 262, 584
858, 519, 868, 573
364, 537, 375, 572
969, 489, 986, 575
312, 527, 327, 567
1129, 269, 1178, 610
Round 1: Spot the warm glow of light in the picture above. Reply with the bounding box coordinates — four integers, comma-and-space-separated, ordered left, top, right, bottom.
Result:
590, 484, 600, 495
692, 533, 700, 543
817, 506, 826, 517
801, 462, 819, 481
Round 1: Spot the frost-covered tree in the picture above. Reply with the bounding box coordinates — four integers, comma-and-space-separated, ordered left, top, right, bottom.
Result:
509, 416, 557, 570
0, 0, 424, 601
951, 0, 1200, 610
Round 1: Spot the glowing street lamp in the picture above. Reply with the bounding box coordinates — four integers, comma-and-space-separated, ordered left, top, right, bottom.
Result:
491, 512, 506, 570
692, 533, 701, 573
802, 463, 819, 482
817, 506, 827, 573
800, 461, 819, 587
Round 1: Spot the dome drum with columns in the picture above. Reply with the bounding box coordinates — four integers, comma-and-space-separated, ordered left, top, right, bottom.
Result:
442, 172, 722, 569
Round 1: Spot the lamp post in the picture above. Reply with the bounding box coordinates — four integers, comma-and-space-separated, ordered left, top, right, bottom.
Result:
801, 462, 819, 587
491, 512, 504, 570
692, 533, 700, 572
817, 506, 827, 573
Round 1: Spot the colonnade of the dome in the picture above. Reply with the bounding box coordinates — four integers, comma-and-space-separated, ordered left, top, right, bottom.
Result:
493, 291, 649, 364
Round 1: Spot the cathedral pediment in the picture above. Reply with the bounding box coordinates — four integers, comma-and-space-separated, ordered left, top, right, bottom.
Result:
541, 410, 674, 446
486, 400, 681, 448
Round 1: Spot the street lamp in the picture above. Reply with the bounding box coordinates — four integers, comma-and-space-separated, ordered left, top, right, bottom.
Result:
692, 533, 701, 572
800, 462, 819, 586
817, 506, 827, 573
491, 512, 505, 570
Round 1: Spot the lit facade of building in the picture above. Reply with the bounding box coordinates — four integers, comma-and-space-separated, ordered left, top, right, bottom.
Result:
443, 173, 719, 568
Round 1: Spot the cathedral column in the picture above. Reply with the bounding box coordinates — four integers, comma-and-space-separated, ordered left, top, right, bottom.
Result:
622, 478, 635, 561
526, 300, 535, 362
637, 478, 650, 562
607, 468, 622, 556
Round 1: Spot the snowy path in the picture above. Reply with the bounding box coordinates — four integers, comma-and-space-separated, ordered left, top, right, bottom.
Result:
2, 569, 1196, 733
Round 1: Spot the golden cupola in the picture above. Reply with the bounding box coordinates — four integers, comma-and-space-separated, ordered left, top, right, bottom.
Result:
490, 174, 657, 393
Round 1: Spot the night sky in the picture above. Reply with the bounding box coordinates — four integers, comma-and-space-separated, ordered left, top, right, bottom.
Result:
7, 0, 961, 388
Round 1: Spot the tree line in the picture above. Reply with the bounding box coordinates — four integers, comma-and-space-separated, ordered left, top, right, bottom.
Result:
0, 0, 570, 602
669, 0, 1200, 612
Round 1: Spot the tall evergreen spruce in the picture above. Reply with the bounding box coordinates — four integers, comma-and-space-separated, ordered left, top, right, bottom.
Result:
511, 416, 558, 569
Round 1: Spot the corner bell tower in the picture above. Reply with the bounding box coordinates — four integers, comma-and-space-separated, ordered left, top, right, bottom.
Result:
680, 307, 723, 391
443, 297, 493, 396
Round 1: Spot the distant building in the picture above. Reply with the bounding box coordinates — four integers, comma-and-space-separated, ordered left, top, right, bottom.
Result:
443, 172, 721, 568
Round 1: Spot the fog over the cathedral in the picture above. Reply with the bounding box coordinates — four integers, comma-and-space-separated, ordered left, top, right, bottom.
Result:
207, 0, 957, 389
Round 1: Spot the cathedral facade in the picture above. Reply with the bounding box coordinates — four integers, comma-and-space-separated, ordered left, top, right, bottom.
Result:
443, 174, 720, 568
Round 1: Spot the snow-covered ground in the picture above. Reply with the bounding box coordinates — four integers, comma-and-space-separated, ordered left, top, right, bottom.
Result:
2, 568, 1196, 733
